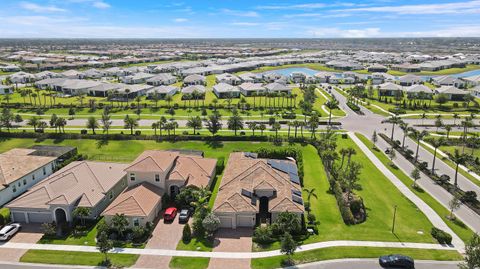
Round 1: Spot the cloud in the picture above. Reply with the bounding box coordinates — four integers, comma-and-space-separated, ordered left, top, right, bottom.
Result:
19, 2, 66, 13
339, 1, 480, 14
308, 27, 381, 38
230, 22, 259, 26
220, 9, 259, 17
174, 18, 188, 23
257, 3, 327, 10
63, 0, 111, 9
92, 1, 110, 9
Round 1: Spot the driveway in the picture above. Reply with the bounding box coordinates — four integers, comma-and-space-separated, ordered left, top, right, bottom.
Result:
207, 228, 253, 269
134, 212, 185, 269
0, 224, 43, 262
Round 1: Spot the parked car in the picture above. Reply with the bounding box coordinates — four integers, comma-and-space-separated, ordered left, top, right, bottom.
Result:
0, 223, 21, 241
178, 208, 192, 223
164, 207, 178, 222
379, 254, 414, 268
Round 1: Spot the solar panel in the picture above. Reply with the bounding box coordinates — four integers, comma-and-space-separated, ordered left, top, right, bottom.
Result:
292, 189, 302, 197
290, 173, 300, 185
244, 152, 258, 159
268, 159, 300, 185
241, 189, 252, 198
292, 195, 303, 205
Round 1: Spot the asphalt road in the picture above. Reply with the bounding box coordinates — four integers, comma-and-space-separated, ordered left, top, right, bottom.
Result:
290, 259, 460, 269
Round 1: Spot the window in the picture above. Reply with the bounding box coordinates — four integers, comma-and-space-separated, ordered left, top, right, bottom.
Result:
109, 191, 114, 200
133, 218, 139, 227
155, 174, 160, 182
43, 167, 46, 175
32, 174, 35, 180
12, 186, 16, 193
18, 182, 21, 187
130, 173, 136, 181
122, 181, 125, 187
23, 179, 27, 185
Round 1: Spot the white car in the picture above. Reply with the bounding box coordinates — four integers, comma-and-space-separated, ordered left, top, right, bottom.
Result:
0, 223, 21, 241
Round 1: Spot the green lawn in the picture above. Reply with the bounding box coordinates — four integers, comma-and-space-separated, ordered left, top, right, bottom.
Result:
20, 250, 139, 267
39, 223, 98, 246
170, 257, 210, 269
251, 246, 462, 269
356, 133, 474, 243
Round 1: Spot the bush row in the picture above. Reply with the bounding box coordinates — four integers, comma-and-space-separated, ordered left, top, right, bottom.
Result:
431, 227, 452, 244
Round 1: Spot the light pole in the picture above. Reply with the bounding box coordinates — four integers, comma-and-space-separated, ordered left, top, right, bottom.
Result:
392, 205, 398, 234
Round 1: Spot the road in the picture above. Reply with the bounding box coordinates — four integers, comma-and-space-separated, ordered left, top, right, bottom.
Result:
332, 87, 480, 233
291, 259, 460, 269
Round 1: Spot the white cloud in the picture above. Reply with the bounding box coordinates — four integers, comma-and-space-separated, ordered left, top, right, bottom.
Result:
220, 9, 259, 17
257, 3, 327, 10
308, 27, 381, 38
339, 1, 480, 14
230, 22, 259, 26
20, 2, 66, 13
174, 18, 188, 23
92, 1, 110, 9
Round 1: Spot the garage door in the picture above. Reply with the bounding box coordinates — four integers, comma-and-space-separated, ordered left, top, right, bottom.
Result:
28, 212, 52, 223
219, 217, 233, 228
11, 212, 26, 223
237, 215, 254, 227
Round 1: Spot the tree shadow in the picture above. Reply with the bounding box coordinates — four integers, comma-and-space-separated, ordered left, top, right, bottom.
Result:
205, 140, 224, 149
96, 139, 109, 149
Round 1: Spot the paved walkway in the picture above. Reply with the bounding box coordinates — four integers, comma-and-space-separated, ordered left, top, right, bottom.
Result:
208, 228, 252, 269
0, 240, 455, 259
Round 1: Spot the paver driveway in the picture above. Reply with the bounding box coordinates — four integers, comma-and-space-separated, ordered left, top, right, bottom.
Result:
0, 224, 43, 262
134, 213, 185, 269
207, 228, 253, 269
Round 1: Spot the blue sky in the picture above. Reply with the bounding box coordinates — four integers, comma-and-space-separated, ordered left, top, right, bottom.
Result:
1, 0, 480, 38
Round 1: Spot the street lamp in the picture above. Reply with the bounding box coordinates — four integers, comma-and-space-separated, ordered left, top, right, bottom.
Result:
392, 205, 398, 234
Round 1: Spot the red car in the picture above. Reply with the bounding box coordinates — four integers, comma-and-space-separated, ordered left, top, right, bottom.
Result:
164, 207, 178, 221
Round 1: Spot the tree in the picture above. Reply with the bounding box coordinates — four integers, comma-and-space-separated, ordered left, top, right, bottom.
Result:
151, 122, 159, 136
111, 213, 129, 238
411, 129, 428, 163
49, 114, 58, 132
303, 188, 317, 204
459, 233, 480, 269
187, 116, 202, 135
0, 108, 14, 132
325, 98, 339, 125
280, 232, 297, 265
101, 111, 112, 135
205, 113, 222, 136
272, 122, 281, 140
388, 147, 396, 163
434, 93, 448, 107
124, 115, 138, 135
247, 122, 258, 136
202, 213, 220, 237
165, 94, 173, 108
73, 207, 91, 226
451, 149, 468, 188
411, 168, 421, 188
400, 122, 409, 149
371, 130, 378, 148
382, 115, 403, 141
27, 116, 40, 132
56, 117, 67, 133
124, 89, 131, 106
431, 137, 445, 174
96, 231, 113, 265
445, 125, 452, 139
259, 123, 266, 136
448, 195, 461, 220
435, 118, 443, 132
86, 116, 99, 134
227, 110, 244, 136
453, 113, 460, 126
182, 223, 192, 243
342, 161, 362, 200
308, 112, 319, 138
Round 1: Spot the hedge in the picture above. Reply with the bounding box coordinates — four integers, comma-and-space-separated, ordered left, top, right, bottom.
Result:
431, 227, 452, 244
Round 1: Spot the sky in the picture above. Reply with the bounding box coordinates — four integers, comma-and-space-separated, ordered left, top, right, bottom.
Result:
1, 0, 480, 38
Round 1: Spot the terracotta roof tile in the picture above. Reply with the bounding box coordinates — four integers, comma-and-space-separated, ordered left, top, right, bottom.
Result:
102, 182, 162, 217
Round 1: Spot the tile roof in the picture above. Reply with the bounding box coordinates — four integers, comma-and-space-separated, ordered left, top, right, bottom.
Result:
125, 150, 179, 172
102, 182, 162, 217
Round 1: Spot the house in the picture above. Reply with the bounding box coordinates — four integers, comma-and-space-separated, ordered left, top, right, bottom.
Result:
57, 79, 103, 96
183, 74, 206, 86
146, 85, 179, 99
263, 72, 284, 83
35, 71, 60, 80
469, 85, 480, 97
464, 75, 480, 86
238, 82, 266, 96
371, 73, 385, 85
9, 72, 36, 84
102, 150, 216, 228
182, 85, 206, 96
213, 83, 241, 98
404, 84, 433, 99
87, 83, 120, 97
0, 148, 61, 207
399, 74, 422, 86
0, 85, 13, 95
122, 72, 155, 84
391, 63, 421, 73
290, 72, 307, 83
1, 65, 21, 72
146, 73, 177, 86
343, 77, 356, 84
314, 72, 333, 83
436, 86, 469, 101
432, 76, 466, 88
79, 69, 104, 79
216, 73, 241, 85
264, 82, 291, 94
213, 152, 304, 229
239, 72, 263, 83
367, 64, 388, 73
378, 82, 403, 97
7, 161, 127, 224
60, 70, 81, 79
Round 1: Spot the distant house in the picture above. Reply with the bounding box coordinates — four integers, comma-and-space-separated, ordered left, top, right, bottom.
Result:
239, 72, 263, 83
146, 73, 177, 86
183, 74, 206, 86
35, 71, 60, 80
9, 72, 36, 84
60, 70, 81, 79
391, 63, 421, 73
378, 82, 403, 97
103, 150, 216, 228
122, 72, 155, 84
399, 74, 422, 86
464, 75, 480, 86
435, 86, 469, 101
181, 85, 206, 96
1, 65, 21, 72
264, 82, 291, 94
367, 64, 388, 73
263, 72, 285, 83
213, 152, 304, 229
371, 73, 385, 85
432, 76, 466, 88
216, 73, 241, 85
238, 82, 266, 96
314, 72, 333, 83
404, 84, 433, 99
79, 69, 104, 79
213, 83, 240, 98
7, 161, 127, 224
146, 85, 179, 99
290, 72, 307, 83
0, 85, 13, 95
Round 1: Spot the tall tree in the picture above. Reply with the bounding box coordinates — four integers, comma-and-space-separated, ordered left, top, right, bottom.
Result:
123, 115, 138, 135
451, 149, 468, 188
400, 122, 409, 149
411, 168, 421, 188
27, 116, 40, 132
430, 137, 445, 174
382, 115, 403, 140
227, 110, 244, 136
247, 122, 258, 136
101, 111, 112, 135
96, 232, 113, 264
205, 113, 222, 136
86, 116, 99, 134
0, 108, 14, 132
111, 213, 128, 238
325, 98, 339, 126
271, 122, 281, 140
187, 116, 203, 135
410, 129, 428, 163
459, 233, 480, 269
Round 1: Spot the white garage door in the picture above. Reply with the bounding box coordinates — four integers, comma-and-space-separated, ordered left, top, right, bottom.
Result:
28, 212, 52, 223
237, 215, 254, 227
219, 217, 233, 228
12, 212, 26, 223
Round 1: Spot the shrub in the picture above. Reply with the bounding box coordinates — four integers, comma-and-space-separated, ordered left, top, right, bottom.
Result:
42, 222, 56, 236
239, 131, 246, 136
0, 215, 4, 226
431, 227, 452, 244
182, 224, 192, 243
253, 226, 274, 244
182, 131, 189, 135
131, 226, 145, 242
307, 213, 316, 224
202, 213, 220, 237
135, 131, 141, 136
80, 129, 88, 135
161, 193, 171, 209
438, 174, 451, 185
271, 212, 302, 236
461, 191, 478, 204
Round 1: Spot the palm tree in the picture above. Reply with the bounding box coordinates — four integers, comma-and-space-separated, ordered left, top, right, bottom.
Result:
430, 137, 445, 174
19, 89, 27, 105
111, 214, 129, 238
101, 112, 112, 135
158, 116, 167, 136
165, 94, 173, 108
271, 122, 281, 139
56, 117, 66, 133
339, 148, 348, 169
76, 94, 86, 107
451, 149, 468, 188
383, 115, 403, 140
411, 129, 429, 163
308, 112, 319, 138
27, 116, 40, 132
461, 118, 473, 153
227, 110, 244, 136
186, 116, 202, 134
86, 116, 99, 134
135, 96, 142, 109
247, 122, 257, 136
124, 114, 138, 135
259, 123, 266, 135
303, 188, 317, 204
445, 125, 452, 139
124, 89, 131, 106
325, 98, 339, 126
453, 113, 459, 126
151, 122, 159, 136
400, 122, 409, 149
345, 147, 357, 167
421, 113, 427, 125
